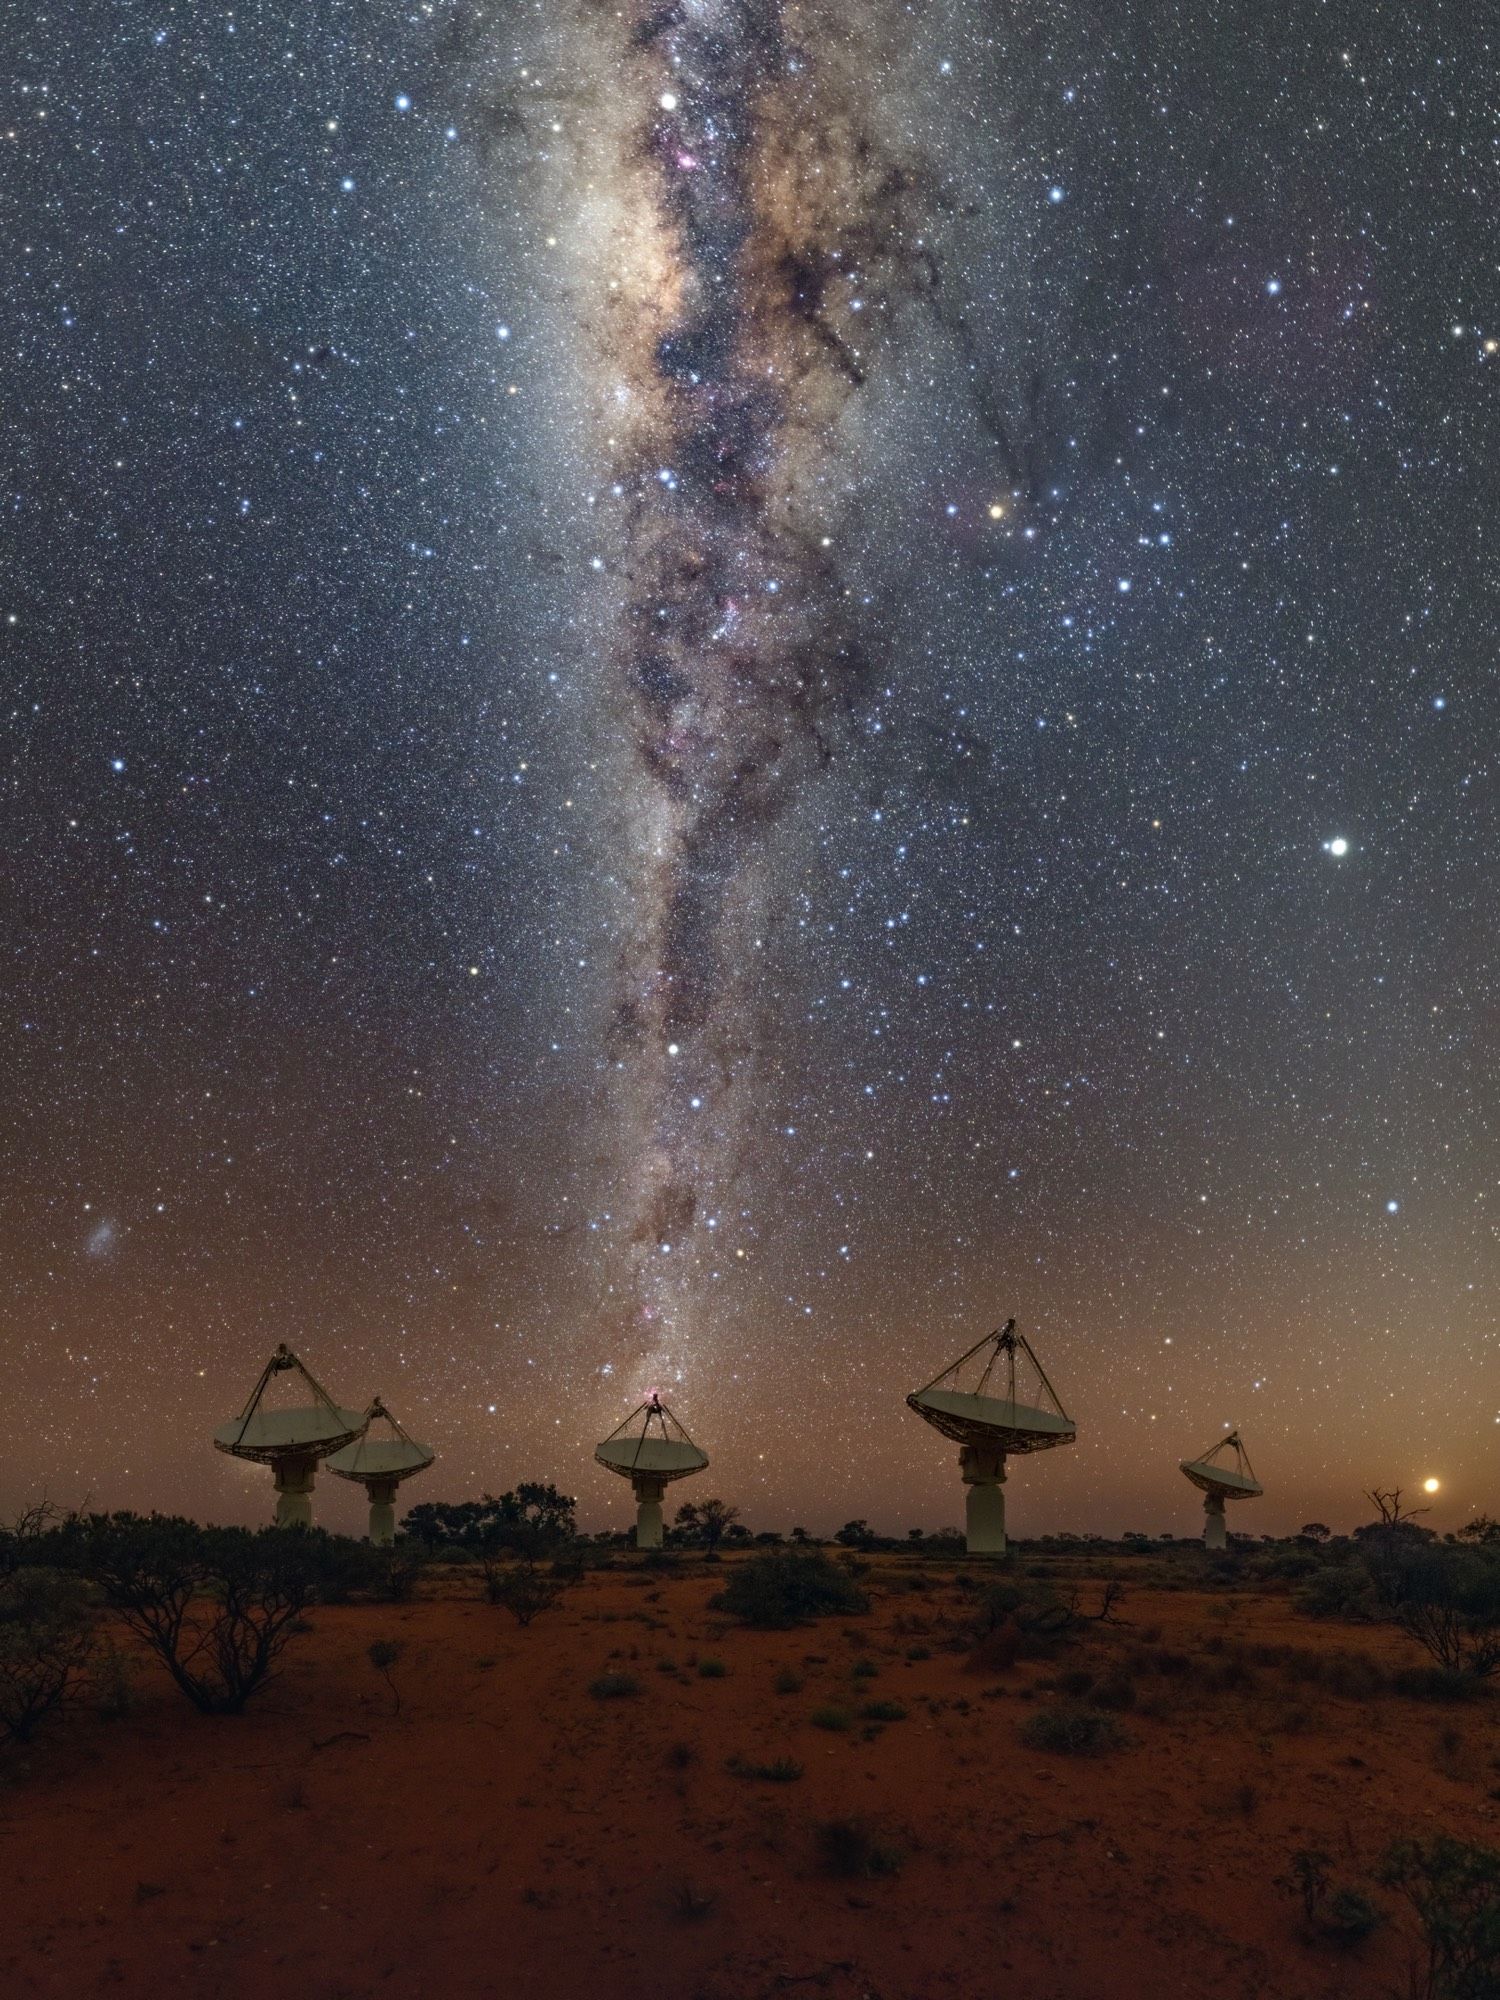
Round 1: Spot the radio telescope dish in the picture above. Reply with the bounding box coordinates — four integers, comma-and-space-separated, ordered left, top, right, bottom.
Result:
213, 1344, 368, 1528
907, 1319, 1076, 1555
1180, 1430, 1263, 1548
326, 1398, 435, 1546
595, 1394, 708, 1550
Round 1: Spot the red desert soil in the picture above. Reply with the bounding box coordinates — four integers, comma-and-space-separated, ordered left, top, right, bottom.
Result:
1, 1560, 1494, 1999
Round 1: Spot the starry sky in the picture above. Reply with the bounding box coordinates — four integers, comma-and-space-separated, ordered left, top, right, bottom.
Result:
4, 0, 1496, 1540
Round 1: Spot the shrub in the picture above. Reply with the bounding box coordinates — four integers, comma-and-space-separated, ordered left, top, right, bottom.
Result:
589, 1672, 640, 1699
0, 1568, 96, 1745
816, 1818, 903, 1879
850, 1658, 878, 1680
1019, 1702, 1128, 1756
1381, 1834, 1500, 1997
373, 1547, 425, 1603
773, 1668, 804, 1695
711, 1551, 869, 1629
486, 1558, 567, 1626
1366, 1539, 1500, 1679
810, 1704, 853, 1731
970, 1578, 1076, 1660
367, 1638, 403, 1715
1393, 1666, 1487, 1704
1282, 1847, 1382, 1944
697, 1657, 727, 1679
73, 1514, 321, 1714
1294, 1562, 1378, 1623
861, 1699, 908, 1722
727, 1754, 803, 1782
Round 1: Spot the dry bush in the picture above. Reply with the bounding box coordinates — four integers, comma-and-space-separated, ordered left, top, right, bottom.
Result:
0, 1568, 96, 1745
816, 1818, 904, 1878
1019, 1702, 1129, 1756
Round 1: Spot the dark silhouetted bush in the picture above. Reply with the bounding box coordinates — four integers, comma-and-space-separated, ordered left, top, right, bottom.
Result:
817, 1818, 903, 1878
1392, 1666, 1487, 1704
73, 1513, 321, 1714
1365, 1537, 1500, 1680
711, 1551, 869, 1629
0, 1567, 96, 1744
1019, 1702, 1128, 1756
1381, 1834, 1500, 1997
485, 1552, 573, 1626
1293, 1561, 1378, 1624
367, 1638, 404, 1714
1284, 1847, 1384, 1946
727, 1754, 803, 1781
589, 1671, 640, 1699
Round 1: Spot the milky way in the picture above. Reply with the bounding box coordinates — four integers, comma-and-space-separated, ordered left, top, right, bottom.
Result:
574, 0, 954, 1382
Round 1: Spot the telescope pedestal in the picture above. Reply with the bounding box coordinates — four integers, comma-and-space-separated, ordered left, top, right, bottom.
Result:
632, 1473, 668, 1550
960, 1443, 1008, 1555
368, 1474, 399, 1547
273, 1454, 317, 1529
1203, 1491, 1227, 1550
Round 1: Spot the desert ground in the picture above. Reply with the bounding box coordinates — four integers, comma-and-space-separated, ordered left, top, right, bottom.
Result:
2, 1553, 1493, 2000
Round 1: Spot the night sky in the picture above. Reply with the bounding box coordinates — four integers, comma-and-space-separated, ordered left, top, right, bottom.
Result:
5, 0, 1496, 1540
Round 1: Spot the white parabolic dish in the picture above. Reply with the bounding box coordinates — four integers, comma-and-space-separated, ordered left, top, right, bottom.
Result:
327, 1434, 435, 1482
595, 1436, 707, 1482
907, 1386, 1076, 1455
214, 1403, 368, 1462
1181, 1456, 1263, 1499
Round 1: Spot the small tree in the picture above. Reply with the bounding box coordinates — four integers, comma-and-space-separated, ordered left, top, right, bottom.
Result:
674, 1499, 739, 1551
1360, 1525, 1500, 1679
835, 1520, 878, 1550
1300, 1523, 1332, 1544
75, 1514, 321, 1714
494, 1483, 577, 1555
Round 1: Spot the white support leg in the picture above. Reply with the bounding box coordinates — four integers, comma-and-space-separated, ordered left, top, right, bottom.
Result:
368, 1475, 399, 1547
1203, 1491, 1227, 1549
960, 1443, 1008, 1555
632, 1473, 667, 1549
273, 1455, 316, 1529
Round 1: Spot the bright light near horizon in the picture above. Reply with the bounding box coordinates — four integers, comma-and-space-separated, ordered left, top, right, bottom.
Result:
1327, 836, 1349, 856
1423, 1477, 1441, 1494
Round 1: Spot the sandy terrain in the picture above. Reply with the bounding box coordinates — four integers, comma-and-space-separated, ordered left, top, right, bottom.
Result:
1, 1557, 1494, 1999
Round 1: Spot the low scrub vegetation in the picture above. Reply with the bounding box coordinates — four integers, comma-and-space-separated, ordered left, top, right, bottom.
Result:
816, 1817, 904, 1879
1381, 1834, 1500, 1999
0, 1565, 96, 1745
66, 1513, 326, 1715
588, 1671, 640, 1699
1019, 1701, 1129, 1756
727, 1753, 803, 1782
711, 1550, 869, 1628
